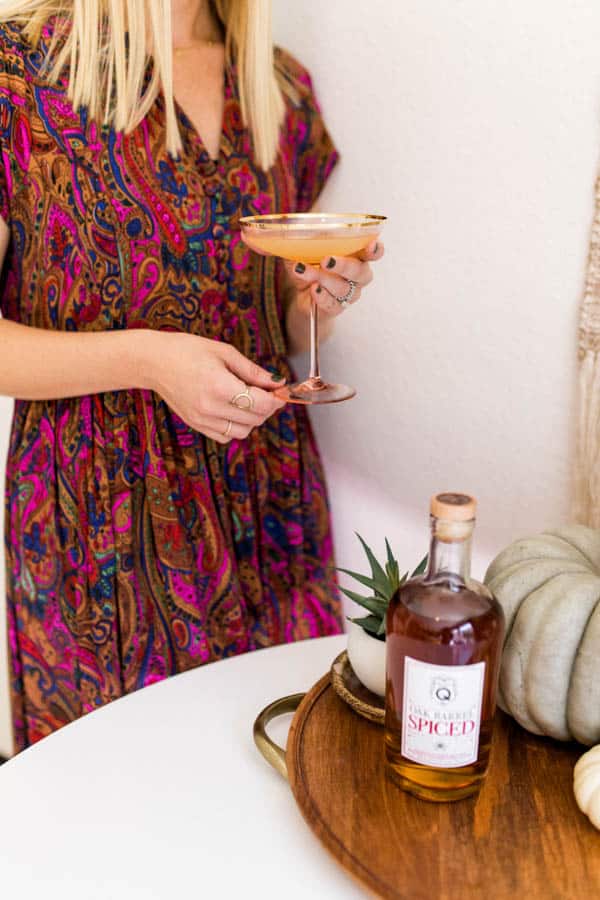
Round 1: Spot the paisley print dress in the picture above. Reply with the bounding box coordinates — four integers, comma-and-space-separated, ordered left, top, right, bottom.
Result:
0, 20, 342, 752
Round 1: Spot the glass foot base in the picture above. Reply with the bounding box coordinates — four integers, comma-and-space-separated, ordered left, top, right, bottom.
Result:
275, 378, 356, 405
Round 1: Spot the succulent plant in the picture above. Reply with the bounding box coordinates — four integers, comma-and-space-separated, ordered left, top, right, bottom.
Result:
339, 534, 428, 641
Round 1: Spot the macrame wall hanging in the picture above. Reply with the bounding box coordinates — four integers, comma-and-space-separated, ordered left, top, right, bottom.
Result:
575, 171, 600, 527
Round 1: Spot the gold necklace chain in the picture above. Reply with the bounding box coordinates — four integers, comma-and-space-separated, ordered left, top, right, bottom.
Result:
173, 40, 222, 53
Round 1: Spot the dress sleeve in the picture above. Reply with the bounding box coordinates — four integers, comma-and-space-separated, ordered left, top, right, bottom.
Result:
0, 95, 17, 224
0, 23, 30, 225
276, 49, 340, 213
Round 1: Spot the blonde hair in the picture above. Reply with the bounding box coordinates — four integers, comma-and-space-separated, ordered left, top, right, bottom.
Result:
0, 0, 286, 169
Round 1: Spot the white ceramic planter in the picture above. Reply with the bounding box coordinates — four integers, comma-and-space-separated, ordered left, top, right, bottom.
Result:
346, 620, 386, 697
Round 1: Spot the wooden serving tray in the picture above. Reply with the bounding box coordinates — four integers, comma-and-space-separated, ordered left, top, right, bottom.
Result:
255, 673, 600, 899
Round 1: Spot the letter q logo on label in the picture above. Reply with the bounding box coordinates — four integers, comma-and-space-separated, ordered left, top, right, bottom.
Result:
431, 677, 456, 704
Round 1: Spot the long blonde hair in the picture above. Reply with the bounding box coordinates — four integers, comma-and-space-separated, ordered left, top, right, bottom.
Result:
0, 0, 286, 169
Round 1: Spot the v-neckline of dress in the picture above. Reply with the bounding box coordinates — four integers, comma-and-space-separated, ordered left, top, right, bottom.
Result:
37, 18, 239, 179
172, 60, 236, 176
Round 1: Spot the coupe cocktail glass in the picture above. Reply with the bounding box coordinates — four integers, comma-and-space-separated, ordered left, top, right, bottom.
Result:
240, 213, 386, 404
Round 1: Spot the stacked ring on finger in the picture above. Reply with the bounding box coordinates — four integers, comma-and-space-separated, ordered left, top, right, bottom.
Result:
337, 280, 358, 308
231, 385, 254, 411
222, 419, 233, 438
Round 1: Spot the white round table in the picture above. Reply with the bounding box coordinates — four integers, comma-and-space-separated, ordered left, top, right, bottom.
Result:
0, 635, 367, 898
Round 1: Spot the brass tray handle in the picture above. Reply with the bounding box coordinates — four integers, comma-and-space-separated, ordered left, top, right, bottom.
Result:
253, 692, 305, 780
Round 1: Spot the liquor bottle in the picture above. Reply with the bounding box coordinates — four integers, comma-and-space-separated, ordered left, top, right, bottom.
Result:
385, 493, 505, 801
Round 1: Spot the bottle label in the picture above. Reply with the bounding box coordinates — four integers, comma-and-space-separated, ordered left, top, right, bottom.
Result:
401, 656, 485, 769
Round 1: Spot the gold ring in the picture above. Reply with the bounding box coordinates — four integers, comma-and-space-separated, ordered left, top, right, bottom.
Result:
222, 419, 233, 437
231, 385, 254, 411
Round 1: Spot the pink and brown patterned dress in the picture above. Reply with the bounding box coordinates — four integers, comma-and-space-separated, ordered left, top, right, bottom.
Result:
0, 19, 342, 752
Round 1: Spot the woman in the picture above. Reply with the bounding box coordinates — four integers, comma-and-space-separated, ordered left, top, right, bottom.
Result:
0, 0, 383, 752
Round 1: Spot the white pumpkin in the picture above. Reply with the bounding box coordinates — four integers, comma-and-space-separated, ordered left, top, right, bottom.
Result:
485, 524, 600, 745
574, 746, 600, 829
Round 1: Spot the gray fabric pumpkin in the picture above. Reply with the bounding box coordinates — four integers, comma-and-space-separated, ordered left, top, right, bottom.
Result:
484, 524, 600, 746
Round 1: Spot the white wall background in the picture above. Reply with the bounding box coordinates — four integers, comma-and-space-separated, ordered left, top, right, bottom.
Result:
1, 0, 599, 755
274, 1, 600, 564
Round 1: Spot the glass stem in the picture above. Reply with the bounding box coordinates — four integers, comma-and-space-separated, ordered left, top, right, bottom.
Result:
309, 296, 321, 382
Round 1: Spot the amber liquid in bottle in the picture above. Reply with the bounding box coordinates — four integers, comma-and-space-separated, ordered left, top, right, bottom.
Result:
385, 495, 505, 802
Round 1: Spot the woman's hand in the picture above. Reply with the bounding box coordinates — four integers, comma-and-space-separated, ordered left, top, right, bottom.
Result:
140, 331, 286, 444
284, 240, 385, 354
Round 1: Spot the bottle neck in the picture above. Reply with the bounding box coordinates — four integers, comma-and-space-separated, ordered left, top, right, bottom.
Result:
425, 517, 474, 583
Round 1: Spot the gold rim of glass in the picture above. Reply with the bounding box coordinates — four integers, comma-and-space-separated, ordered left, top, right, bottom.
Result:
239, 212, 387, 231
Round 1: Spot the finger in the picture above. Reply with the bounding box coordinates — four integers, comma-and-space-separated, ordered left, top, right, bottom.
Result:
215, 372, 286, 419
319, 255, 373, 287
201, 416, 254, 441
214, 402, 267, 427
312, 284, 344, 317
315, 270, 363, 304
283, 259, 320, 291
220, 344, 287, 390
356, 239, 385, 262
203, 427, 234, 445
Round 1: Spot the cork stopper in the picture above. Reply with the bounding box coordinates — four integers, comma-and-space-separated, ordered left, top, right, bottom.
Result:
430, 493, 477, 522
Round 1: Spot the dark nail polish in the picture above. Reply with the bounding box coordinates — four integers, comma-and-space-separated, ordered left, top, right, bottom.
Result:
294, 262, 306, 274
326, 257, 336, 269
316, 286, 322, 294
271, 373, 286, 382
373, 243, 379, 254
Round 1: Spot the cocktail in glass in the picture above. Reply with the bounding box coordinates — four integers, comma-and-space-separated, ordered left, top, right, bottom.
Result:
239, 213, 386, 404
